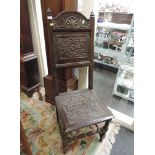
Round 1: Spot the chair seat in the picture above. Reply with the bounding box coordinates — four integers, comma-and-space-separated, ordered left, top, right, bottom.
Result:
55, 89, 114, 132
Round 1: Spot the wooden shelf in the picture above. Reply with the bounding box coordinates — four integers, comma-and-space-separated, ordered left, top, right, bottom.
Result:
20, 0, 40, 96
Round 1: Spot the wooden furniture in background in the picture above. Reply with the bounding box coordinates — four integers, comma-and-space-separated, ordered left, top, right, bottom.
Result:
20, 0, 40, 96
20, 121, 32, 155
46, 10, 114, 153
40, 0, 78, 104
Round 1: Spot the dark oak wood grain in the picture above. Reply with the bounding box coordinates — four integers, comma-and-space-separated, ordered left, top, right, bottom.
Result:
20, 121, 32, 155
55, 89, 114, 132
20, 0, 33, 55
20, 0, 40, 96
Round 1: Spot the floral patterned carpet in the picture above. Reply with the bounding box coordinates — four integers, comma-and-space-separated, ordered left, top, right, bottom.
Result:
20, 90, 120, 155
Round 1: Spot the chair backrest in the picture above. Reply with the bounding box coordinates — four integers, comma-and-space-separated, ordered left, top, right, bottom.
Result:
46, 9, 95, 95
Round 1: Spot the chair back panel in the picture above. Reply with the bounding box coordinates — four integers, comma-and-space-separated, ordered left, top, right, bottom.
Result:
46, 10, 95, 93
53, 31, 90, 66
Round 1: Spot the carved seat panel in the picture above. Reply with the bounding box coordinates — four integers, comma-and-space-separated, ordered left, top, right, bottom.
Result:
55, 89, 113, 132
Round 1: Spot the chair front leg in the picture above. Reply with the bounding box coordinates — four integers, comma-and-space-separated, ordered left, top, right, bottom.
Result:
62, 137, 69, 154
58, 117, 70, 154
99, 119, 111, 142
56, 110, 59, 123
61, 131, 70, 154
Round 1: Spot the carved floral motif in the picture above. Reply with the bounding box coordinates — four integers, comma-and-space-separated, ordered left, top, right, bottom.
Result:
64, 16, 86, 28
58, 91, 104, 124
55, 35, 89, 59
52, 14, 90, 29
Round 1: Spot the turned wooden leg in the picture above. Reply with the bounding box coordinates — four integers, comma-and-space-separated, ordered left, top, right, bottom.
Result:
56, 109, 59, 123
99, 119, 111, 142
62, 141, 69, 154
58, 119, 69, 154
61, 133, 70, 154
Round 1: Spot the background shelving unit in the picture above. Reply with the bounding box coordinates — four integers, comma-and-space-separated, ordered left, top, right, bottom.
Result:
112, 18, 134, 102
112, 57, 134, 102
94, 7, 133, 70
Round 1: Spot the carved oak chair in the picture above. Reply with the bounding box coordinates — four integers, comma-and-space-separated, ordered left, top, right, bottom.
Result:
46, 9, 114, 153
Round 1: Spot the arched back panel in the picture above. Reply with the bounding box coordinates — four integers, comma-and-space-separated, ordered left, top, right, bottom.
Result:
47, 11, 94, 68
46, 10, 95, 90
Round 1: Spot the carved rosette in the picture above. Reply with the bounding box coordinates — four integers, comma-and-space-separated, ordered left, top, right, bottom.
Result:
65, 16, 83, 28
51, 13, 90, 29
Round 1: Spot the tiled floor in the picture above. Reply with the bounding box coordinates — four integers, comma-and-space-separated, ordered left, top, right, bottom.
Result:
110, 127, 134, 155
93, 67, 134, 155
93, 66, 134, 117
